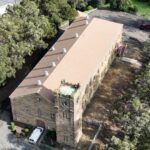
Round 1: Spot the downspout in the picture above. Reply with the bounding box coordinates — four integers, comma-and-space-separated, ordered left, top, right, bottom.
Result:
88, 124, 102, 150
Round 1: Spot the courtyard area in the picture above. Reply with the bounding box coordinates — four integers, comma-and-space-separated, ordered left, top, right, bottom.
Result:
0, 111, 38, 150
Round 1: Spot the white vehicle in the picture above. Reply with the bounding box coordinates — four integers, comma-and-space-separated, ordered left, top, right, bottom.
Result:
29, 127, 44, 144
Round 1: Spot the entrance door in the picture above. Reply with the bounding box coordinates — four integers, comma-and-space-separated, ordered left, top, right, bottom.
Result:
36, 120, 45, 128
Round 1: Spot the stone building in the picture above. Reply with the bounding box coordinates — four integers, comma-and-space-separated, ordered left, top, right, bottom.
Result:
10, 17, 123, 147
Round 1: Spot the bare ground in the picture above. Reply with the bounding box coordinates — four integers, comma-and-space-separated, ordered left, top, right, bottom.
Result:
79, 59, 136, 150
78, 10, 150, 150
79, 40, 149, 149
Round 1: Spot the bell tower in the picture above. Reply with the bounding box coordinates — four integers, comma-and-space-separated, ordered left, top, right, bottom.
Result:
54, 80, 80, 146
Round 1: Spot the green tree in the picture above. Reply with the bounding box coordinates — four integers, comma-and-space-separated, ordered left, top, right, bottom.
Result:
0, 0, 77, 86
110, 0, 137, 12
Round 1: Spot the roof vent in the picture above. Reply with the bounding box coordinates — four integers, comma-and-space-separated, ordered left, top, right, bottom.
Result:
75, 33, 79, 38
44, 70, 49, 76
86, 20, 89, 25
37, 80, 42, 86
86, 15, 89, 20
51, 46, 55, 51
63, 48, 67, 53
52, 61, 56, 67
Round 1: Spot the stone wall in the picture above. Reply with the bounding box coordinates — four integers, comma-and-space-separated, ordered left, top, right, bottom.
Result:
81, 35, 122, 111
55, 94, 75, 146
11, 93, 56, 130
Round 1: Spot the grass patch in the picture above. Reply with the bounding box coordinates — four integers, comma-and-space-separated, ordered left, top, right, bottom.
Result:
132, 0, 150, 19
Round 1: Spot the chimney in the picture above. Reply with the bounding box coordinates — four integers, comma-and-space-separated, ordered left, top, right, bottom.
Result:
63, 48, 67, 53
51, 46, 55, 51
37, 80, 42, 86
75, 33, 79, 38
52, 61, 56, 67
44, 70, 49, 76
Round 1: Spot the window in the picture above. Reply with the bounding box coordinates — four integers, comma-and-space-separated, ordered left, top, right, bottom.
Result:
63, 112, 69, 119
76, 96, 79, 103
85, 85, 89, 94
78, 119, 81, 127
37, 108, 42, 117
89, 79, 92, 86
50, 95, 56, 103
51, 113, 55, 120
64, 136, 68, 142
37, 97, 41, 102
62, 101, 68, 107
24, 105, 30, 113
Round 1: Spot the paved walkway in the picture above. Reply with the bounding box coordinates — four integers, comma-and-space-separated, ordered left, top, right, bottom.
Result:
0, 111, 36, 150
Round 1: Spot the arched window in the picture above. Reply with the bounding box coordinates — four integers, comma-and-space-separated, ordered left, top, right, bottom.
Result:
37, 108, 42, 117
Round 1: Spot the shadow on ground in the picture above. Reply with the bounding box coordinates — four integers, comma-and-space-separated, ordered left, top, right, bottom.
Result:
79, 38, 150, 149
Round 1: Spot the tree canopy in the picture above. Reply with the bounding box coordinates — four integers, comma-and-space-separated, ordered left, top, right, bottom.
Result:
0, 0, 77, 86
109, 43, 150, 150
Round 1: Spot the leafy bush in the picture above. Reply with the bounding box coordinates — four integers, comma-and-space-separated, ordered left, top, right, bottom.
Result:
110, 0, 137, 12
109, 53, 150, 150
22, 128, 30, 136
87, 5, 94, 10
0, 0, 77, 86
128, 5, 138, 13
109, 136, 137, 150
76, 0, 88, 11
8, 122, 16, 132
88, 0, 106, 8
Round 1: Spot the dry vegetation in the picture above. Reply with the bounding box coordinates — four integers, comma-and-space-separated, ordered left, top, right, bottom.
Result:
78, 38, 149, 150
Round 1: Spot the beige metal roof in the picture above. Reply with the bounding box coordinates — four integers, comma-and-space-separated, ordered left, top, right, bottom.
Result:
10, 17, 123, 99
43, 18, 123, 92
10, 17, 88, 99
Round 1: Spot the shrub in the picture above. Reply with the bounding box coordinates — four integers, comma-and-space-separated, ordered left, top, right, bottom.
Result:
76, 0, 88, 11
109, 59, 150, 150
8, 122, 16, 132
22, 128, 30, 136
88, 0, 105, 8
110, 0, 137, 12
110, 0, 118, 10
87, 5, 93, 10
128, 5, 138, 13
109, 136, 137, 150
